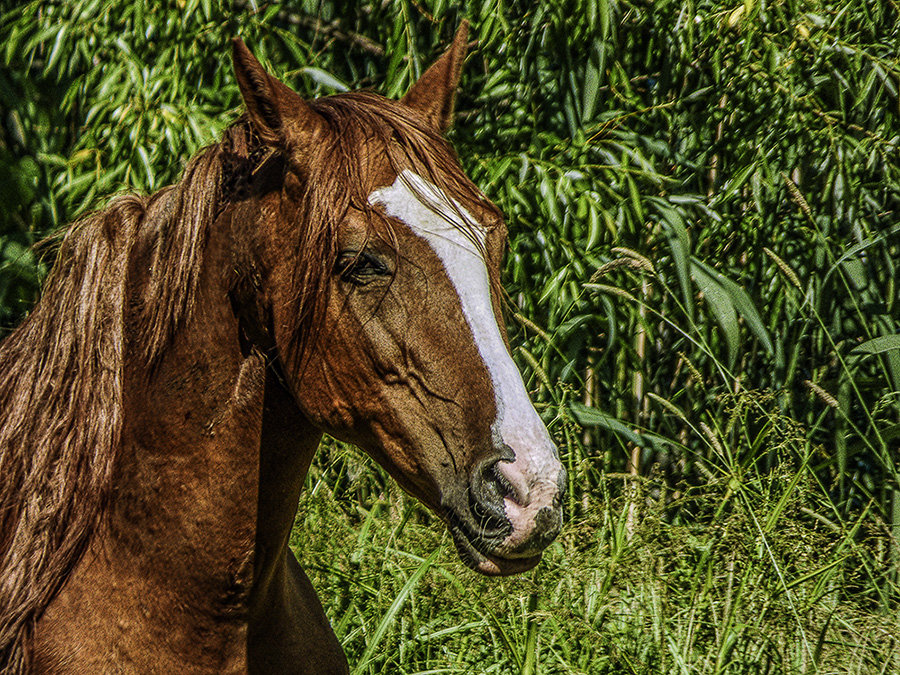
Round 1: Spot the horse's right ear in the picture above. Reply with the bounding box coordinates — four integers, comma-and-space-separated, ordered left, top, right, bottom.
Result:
401, 22, 469, 133
231, 38, 325, 147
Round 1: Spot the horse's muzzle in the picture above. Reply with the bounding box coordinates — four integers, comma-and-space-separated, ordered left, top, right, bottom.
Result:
446, 454, 565, 576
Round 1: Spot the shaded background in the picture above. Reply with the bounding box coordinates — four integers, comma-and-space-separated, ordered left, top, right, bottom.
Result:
1, 1, 899, 672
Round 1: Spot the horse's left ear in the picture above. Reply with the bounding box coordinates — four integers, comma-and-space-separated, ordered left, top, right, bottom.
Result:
401, 21, 469, 133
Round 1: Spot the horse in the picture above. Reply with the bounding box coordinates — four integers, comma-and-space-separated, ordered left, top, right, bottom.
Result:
0, 23, 565, 673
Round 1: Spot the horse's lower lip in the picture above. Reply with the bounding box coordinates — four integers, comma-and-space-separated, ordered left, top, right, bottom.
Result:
448, 524, 542, 576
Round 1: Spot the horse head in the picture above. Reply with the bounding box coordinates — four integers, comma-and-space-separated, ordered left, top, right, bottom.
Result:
230, 25, 565, 576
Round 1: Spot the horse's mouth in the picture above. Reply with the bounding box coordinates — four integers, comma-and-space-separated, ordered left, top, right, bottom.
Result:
449, 525, 542, 576
445, 517, 542, 576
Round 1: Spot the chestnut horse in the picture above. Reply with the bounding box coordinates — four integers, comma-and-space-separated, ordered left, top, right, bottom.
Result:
0, 24, 564, 674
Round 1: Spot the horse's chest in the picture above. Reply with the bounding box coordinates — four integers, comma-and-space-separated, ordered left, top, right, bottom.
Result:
32, 539, 254, 673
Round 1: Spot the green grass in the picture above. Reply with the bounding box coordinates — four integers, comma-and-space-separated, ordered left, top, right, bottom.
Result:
294, 430, 899, 674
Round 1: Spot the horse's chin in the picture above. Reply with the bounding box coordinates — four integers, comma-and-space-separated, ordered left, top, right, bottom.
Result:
448, 525, 542, 576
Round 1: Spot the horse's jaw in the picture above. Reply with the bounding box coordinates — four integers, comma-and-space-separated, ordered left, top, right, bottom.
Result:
448, 523, 543, 576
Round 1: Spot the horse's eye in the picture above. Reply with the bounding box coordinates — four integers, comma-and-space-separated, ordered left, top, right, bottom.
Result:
336, 250, 389, 285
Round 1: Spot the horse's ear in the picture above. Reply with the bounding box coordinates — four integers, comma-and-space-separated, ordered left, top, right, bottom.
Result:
231, 38, 325, 147
401, 21, 469, 133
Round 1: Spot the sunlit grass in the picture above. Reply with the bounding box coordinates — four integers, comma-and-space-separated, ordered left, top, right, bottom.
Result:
294, 429, 900, 674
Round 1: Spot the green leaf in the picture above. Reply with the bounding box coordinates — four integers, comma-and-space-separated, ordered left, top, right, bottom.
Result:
851, 335, 900, 356
652, 201, 693, 318
692, 264, 739, 367
570, 403, 679, 451
717, 162, 757, 202
693, 259, 774, 355
351, 549, 438, 674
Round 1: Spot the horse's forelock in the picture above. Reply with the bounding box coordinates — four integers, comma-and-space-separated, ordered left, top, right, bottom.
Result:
281, 92, 505, 368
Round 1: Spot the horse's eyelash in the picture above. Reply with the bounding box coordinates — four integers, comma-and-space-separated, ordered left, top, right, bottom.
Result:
337, 251, 388, 283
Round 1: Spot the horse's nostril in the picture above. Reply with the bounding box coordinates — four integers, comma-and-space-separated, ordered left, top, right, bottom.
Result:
473, 454, 537, 507
488, 463, 515, 500
472, 464, 501, 504
469, 460, 513, 534
473, 460, 519, 503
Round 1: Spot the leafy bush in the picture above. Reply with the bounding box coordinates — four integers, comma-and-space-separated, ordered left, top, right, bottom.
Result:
2, 0, 898, 671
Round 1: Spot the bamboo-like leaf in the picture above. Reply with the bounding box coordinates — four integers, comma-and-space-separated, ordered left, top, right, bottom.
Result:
693, 264, 739, 366
570, 402, 679, 451
301, 66, 349, 93
654, 202, 693, 317
851, 335, 900, 356
693, 258, 774, 355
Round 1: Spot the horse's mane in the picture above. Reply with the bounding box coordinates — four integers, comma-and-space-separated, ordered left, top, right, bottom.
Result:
0, 90, 493, 671
0, 121, 259, 671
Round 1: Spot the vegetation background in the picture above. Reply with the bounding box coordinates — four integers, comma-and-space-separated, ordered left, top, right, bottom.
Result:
1, 0, 899, 672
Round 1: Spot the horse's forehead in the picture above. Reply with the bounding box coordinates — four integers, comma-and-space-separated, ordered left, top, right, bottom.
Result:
367, 170, 489, 253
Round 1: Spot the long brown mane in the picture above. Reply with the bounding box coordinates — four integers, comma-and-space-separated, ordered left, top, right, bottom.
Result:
0, 122, 258, 671
0, 91, 493, 671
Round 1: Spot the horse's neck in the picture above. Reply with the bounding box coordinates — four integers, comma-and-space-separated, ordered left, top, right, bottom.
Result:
109, 210, 319, 622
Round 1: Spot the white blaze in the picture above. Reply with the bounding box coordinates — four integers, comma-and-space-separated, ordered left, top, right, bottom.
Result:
368, 170, 561, 516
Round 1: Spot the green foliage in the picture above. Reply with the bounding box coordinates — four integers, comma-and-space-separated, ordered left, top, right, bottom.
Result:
300, 425, 899, 673
2, 0, 899, 671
